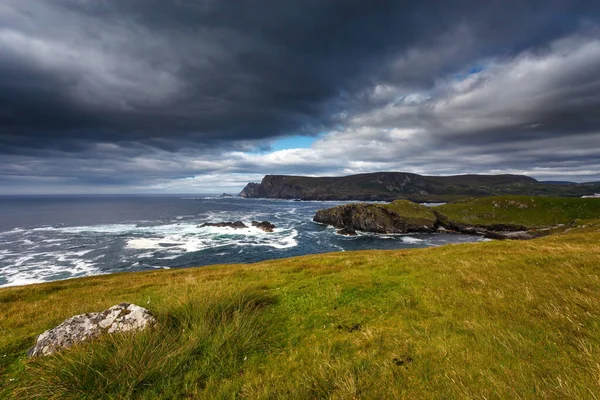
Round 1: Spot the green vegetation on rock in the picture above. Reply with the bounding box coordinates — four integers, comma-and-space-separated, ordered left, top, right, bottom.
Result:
436, 196, 600, 228
382, 200, 437, 224
313, 201, 437, 233
2, 221, 600, 399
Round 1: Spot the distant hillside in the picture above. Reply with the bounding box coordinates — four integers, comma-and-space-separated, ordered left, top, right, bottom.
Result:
239, 173, 600, 201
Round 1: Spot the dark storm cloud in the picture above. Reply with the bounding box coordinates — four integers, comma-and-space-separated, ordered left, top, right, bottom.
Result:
1, 0, 600, 192
1, 0, 598, 150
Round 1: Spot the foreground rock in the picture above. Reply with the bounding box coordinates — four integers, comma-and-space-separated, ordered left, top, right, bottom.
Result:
199, 221, 248, 229
251, 220, 276, 232
314, 201, 437, 234
28, 303, 156, 357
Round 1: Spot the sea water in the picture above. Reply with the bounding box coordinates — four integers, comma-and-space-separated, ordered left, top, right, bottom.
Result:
0, 195, 485, 287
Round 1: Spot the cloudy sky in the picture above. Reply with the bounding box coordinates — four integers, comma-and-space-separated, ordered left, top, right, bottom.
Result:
1, 0, 600, 194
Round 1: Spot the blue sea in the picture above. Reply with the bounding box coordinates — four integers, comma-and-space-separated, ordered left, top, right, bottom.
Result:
0, 195, 485, 287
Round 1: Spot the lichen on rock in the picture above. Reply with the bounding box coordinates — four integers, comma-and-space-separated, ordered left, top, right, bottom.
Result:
28, 303, 156, 357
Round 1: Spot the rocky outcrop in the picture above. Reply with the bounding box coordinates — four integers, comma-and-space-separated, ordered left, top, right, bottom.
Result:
199, 221, 277, 232
315, 200, 555, 240
28, 303, 156, 357
314, 203, 437, 234
337, 227, 358, 236
199, 221, 248, 229
251, 220, 276, 232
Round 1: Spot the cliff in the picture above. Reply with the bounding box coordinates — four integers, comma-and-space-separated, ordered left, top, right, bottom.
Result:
313, 200, 438, 234
238, 172, 600, 201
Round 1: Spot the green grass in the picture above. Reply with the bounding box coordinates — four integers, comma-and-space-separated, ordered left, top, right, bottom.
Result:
2, 222, 600, 398
382, 200, 437, 224
437, 196, 600, 228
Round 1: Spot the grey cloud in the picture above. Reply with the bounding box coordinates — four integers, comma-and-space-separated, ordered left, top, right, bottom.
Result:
1, 1, 600, 192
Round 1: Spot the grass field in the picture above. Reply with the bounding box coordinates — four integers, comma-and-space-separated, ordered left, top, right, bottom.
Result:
436, 196, 600, 228
1, 221, 600, 399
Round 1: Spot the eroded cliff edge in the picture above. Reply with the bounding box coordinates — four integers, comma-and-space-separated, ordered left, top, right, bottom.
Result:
239, 173, 600, 201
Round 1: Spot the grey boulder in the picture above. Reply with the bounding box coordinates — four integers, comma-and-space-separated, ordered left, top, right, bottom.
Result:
28, 302, 156, 357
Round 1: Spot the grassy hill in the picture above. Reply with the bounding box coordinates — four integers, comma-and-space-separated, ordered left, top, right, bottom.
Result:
2, 221, 600, 399
239, 172, 600, 201
436, 196, 600, 228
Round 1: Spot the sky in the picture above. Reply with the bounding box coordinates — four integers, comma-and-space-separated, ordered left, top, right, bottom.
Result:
1, 1, 600, 194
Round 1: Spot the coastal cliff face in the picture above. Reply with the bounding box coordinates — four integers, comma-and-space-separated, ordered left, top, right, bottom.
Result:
239, 173, 600, 201
238, 182, 265, 198
313, 201, 438, 234
237, 172, 600, 201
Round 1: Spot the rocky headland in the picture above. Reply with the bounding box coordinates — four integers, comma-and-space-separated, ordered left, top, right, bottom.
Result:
313, 196, 600, 239
313, 200, 438, 234
239, 173, 600, 202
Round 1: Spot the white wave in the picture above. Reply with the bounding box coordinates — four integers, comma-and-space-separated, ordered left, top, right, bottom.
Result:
13, 255, 35, 266
2, 277, 46, 287
0, 249, 13, 260
156, 254, 182, 260
134, 251, 160, 259
0, 227, 27, 236
1, 257, 102, 288
124, 221, 298, 253
377, 235, 397, 240
127, 238, 165, 250
401, 236, 424, 244
29, 223, 138, 234
258, 229, 298, 249
40, 238, 68, 244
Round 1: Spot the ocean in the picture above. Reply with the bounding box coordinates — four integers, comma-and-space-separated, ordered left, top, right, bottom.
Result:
0, 195, 485, 287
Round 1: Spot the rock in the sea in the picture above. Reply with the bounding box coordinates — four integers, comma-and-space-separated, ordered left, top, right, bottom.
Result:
199, 221, 248, 229
336, 227, 357, 236
251, 220, 276, 232
28, 303, 156, 357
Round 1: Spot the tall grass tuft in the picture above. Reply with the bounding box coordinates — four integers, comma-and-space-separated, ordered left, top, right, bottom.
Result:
9, 284, 278, 399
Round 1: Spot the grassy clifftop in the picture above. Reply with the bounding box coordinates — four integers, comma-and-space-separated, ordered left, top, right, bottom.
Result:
2, 221, 600, 399
436, 196, 600, 228
239, 172, 600, 201
382, 199, 437, 223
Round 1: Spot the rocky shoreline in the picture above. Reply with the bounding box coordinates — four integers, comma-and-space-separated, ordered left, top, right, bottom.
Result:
313, 201, 550, 240
313, 202, 437, 235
